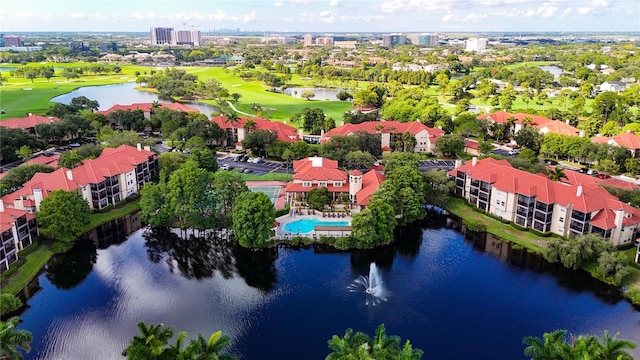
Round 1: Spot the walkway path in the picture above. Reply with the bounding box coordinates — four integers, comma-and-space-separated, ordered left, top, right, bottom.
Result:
224, 101, 255, 117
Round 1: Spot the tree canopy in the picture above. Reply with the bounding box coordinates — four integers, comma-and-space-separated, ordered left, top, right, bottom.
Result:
232, 191, 276, 248
36, 190, 91, 248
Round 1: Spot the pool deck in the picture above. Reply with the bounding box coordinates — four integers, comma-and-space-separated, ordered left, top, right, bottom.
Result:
275, 210, 352, 239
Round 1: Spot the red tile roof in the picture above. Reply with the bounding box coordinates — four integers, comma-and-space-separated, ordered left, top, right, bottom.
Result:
479, 111, 581, 136
451, 158, 640, 221
592, 132, 640, 150
322, 120, 444, 142
0, 207, 29, 233
210, 115, 300, 143
356, 171, 385, 206
292, 157, 346, 181
98, 102, 199, 116
24, 154, 60, 168
0, 114, 59, 130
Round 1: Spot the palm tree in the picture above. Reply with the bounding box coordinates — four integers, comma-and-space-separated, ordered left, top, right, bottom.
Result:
0, 317, 33, 360
402, 132, 417, 152
523, 329, 572, 360
224, 111, 241, 144
181, 331, 237, 360
371, 324, 402, 358
596, 330, 636, 360
244, 119, 257, 133
121, 322, 174, 359
547, 166, 567, 182
326, 328, 371, 360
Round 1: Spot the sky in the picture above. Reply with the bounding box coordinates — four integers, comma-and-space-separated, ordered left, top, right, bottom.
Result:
1, 0, 639, 33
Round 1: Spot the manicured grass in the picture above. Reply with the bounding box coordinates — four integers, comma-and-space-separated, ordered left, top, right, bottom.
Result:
503, 61, 560, 70
446, 197, 547, 253
187, 67, 354, 121
241, 172, 293, 181
0, 244, 53, 295
86, 201, 141, 231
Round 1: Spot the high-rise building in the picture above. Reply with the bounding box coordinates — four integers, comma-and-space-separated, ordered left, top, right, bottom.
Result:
407, 33, 439, 46
303, 34, 313, 47
382, 34, 406, 47
4, 35, 22, 47
316, 36, 334, 46
465, 38, 488, 52
150, 27, 173, 45
172, 30, 201, 46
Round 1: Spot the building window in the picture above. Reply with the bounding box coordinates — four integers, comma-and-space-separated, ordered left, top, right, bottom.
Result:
334, 182, 342, 187
303, 182, 311, 187
319, 182, 327, 187
559, 217, 564, 223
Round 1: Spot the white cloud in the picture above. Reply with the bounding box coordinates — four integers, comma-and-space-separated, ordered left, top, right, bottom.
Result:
273, 1, 284, 7
290, 0, 314, 5
442, 13, 455, 22
319, 10, 337, 23
340, 14, 386, 22
463, 13, 488, 21
562, 7, 573, 16
380, 0, 451, 13
329, 0, 339, 6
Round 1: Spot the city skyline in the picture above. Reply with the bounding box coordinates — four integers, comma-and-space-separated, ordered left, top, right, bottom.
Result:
1, 0, 638, 33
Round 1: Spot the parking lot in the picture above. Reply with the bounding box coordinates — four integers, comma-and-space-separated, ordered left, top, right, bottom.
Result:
419, 160, 456, 172
217, 155, 292, 175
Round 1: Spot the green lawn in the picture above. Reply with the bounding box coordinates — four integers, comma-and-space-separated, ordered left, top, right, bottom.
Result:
241, 172, 292, 181
0, 244, 53, 295
445, 197, 547, 253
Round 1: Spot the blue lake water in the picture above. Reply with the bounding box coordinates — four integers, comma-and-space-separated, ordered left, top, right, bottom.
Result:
283, 218, 350, 233
51, 82, 219, 117
15, 217, 640, 360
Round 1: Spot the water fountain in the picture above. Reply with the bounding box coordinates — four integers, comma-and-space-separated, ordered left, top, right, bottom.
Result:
348, 263, 389, 305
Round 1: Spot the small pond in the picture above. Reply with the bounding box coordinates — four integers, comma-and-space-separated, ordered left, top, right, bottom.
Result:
539, 65, 563, 78
281, 87, 347, 101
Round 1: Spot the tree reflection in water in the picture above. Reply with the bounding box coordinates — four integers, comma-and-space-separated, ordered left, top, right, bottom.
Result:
143, 227, 277, 293
46, 239, 98, 290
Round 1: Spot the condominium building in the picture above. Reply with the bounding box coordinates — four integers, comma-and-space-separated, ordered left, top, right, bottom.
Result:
150, 27, 174, 45
321, 120, 444, 153
449, 157, 640, 246
172, 30, 201, 46
2, 144, 158, 212
465, 38, 488, 52
382, 34, 407, 47
3, 35, 23, 47
303, 34, 313, 47
407, 33, 439, 46
0, 205, 37, 273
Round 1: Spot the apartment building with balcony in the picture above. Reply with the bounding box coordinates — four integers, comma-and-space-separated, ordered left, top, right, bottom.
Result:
449, 157, 640, 246
0, 204, 37, 273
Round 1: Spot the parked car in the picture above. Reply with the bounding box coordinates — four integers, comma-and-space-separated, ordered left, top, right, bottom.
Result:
598, 173, 611, 179
243, 168, 252, 173
587, 169, 597, 176
233, 156, 240, 162
240, 155, 249, 162
250, 157, 263, 164
507, 149, 520, 156
220, 164, 231, 170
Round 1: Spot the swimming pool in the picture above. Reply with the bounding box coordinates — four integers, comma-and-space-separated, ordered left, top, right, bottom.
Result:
283, 218, 350, 234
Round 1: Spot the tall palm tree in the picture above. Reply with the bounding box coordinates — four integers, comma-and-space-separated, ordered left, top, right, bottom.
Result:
547, 166, 567, 182
244, 119, 257, 133
224, 111, 241, 144
326, 328, 371, 360
0, 317, 32, 360
596, 330, 636, 360
402, 132, 417, 152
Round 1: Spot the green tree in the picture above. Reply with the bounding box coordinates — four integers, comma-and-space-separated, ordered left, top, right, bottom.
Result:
0, 294, 23, 315
301, 90, 316, 100
596, 330, 637, 360
232, 191, 275, 247
36, 190, 90, 245
58, 151, 85, 169
423, 169, 455, 208
180, 331, 237, 360
547, 167, 567, 182
159, 152, 189, 176
121, 321, 175, 359
345, 150, 374, 169
523, 330, 573, 360
14, 146, 33, 162
211, 170, 248, 227
436, 134, 465, 158
191, 148, 219, 173
139, 178, 173, 227
351, 199, 397, 249
0, 317, 32, 360
165, 160, 214, 229
326, 324, 423, 360
307, 187, 332, 210
514, 126, 543, 155
242, 129, 277, 157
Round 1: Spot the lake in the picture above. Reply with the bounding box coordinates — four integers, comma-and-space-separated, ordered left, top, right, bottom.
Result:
281, 87, 346, 101
15, 215, 640, 360
539, 65, 563, 78
51, 82, 219, 117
